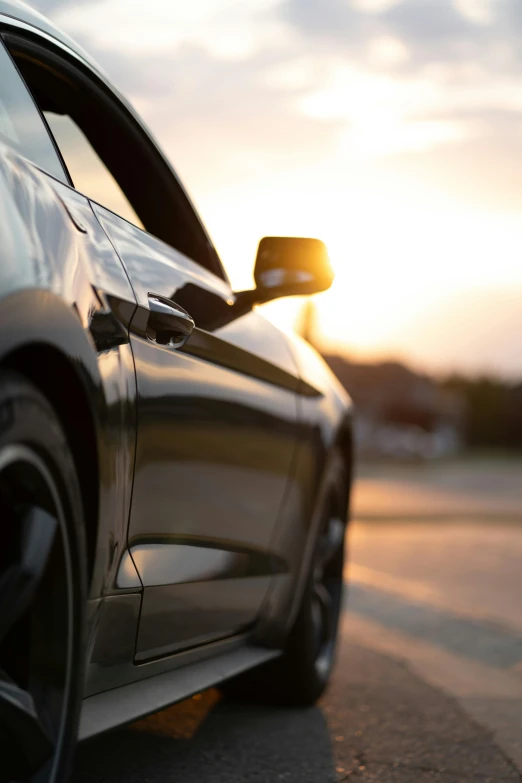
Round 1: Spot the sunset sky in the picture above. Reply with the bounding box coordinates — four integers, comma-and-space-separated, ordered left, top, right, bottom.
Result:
33, 0, 522, 378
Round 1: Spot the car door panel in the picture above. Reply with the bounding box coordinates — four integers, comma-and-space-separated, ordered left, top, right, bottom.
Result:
94, 204, 300, 659
135, 578, 273, 661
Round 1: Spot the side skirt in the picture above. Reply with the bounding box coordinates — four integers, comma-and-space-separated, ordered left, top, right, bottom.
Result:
79, 643, 280, 740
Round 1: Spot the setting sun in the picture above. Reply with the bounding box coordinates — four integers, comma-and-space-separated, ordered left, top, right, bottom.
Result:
199, 175, 522, 377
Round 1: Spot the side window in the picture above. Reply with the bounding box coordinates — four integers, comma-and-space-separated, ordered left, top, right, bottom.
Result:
6, 36, 226, 279
0, 39, 65, 181
44, 111, 143, 228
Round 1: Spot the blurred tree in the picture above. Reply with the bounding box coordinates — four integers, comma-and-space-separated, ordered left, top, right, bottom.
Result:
441, 375, 522, 450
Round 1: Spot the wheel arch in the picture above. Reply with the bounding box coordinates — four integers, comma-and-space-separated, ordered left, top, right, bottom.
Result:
0, 289, 104, 586
3, 343, 99, 582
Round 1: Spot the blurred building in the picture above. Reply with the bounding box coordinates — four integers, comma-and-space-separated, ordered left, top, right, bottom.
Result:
295, 300, 465, 460
324, 356, 465, 460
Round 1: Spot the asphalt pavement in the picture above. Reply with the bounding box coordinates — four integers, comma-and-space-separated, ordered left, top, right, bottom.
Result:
72, 459, 522, 782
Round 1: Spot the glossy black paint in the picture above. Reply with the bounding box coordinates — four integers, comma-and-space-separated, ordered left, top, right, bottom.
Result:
0, 147, 138, 607
0, 0, 353, 729
94, 203, 304, 658
86, 594, 142, 695
80, 641, 280, 740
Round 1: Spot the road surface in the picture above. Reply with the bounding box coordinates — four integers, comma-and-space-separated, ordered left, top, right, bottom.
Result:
72, 460, 522, 782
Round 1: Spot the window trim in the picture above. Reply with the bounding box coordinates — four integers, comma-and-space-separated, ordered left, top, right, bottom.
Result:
1, 26, 229, 283
0, 34, 69, 184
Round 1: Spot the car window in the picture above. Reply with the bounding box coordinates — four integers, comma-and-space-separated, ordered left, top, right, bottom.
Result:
0, 39, 65, 181
5, 34, 226, 278
44, 111, 143, 228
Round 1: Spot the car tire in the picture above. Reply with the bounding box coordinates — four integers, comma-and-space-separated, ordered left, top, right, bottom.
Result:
0, 370, 87, 783
222, 465, 348, 706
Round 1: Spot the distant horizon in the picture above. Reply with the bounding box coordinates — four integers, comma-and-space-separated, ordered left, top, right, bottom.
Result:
315, 344, 522, 384
264, 281, 522, 382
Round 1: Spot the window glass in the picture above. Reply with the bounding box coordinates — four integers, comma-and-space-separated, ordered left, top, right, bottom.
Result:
0, 40, 65, 180
9, 39, 224, 276
44, 111, 143, 228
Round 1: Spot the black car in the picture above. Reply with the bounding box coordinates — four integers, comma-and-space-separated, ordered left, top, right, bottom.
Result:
0, 2, 354, 780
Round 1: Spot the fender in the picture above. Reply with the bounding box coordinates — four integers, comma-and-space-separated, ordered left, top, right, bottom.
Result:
0, 287, 102, 390
0, 287, 139, 604
0, 144, 139, 603
253, 328, 354, 645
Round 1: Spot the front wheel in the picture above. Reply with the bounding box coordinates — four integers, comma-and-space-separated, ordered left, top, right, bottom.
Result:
0, 371, 87, 783
223, 483, 347, 706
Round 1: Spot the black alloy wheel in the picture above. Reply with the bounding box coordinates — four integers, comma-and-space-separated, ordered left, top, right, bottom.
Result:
310, 506, 345, 682
0, 372, 86, 783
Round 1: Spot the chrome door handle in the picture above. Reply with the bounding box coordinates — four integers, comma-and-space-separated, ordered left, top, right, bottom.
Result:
146, 293, 195, 348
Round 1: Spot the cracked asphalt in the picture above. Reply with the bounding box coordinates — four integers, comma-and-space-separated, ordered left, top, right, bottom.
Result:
72, 461, 522, 782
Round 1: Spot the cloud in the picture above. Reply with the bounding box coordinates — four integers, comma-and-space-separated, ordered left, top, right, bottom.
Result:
29, 0, 345, 193
379, 110, 522, 213
28, 0, 522, 212
282, 0, 522, 73
51, 0, 286, 58
28, 0, 91, 13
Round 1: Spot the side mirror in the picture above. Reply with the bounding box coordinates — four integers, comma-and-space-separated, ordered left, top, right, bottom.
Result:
253, 236, 333, 302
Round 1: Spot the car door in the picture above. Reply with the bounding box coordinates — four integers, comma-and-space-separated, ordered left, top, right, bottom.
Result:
10, 36, 302, 660
97, 212, 301, 659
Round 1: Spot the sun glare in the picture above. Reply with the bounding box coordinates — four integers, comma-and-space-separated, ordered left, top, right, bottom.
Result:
203, 176, 522, 374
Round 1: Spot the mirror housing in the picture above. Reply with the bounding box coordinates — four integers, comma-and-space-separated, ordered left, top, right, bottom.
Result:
253, 236, 333, 302
231, 236, 334, 317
